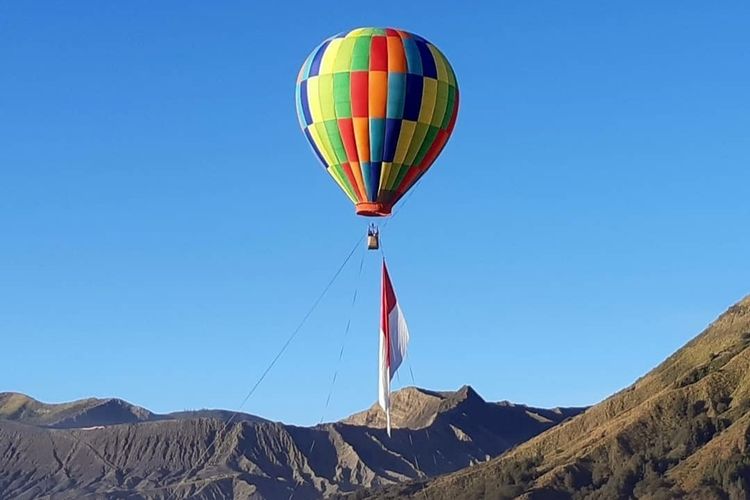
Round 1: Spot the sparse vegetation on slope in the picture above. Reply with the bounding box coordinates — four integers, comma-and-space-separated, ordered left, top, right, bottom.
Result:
357, 296, 750, 500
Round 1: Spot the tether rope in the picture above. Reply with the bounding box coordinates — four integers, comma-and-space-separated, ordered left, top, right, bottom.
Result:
167, 234, 364, 499
289, 243, 366, 499
319, 244, 366, 424
170, 181, 428, 497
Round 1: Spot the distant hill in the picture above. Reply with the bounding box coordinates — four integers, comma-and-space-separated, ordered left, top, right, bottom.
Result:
0, 392, 267, 428
0, 386, 582, 499
355, 295, 750, 499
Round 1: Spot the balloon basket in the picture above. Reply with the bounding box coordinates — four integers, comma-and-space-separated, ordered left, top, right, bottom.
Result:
367, 224, 380, 250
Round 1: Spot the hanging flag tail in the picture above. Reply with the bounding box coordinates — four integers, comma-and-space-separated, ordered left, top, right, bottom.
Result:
378, 259, 410, 437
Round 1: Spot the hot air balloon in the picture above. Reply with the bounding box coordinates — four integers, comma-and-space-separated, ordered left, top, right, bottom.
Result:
295, 27, 459, 225
294, 29, 449, 429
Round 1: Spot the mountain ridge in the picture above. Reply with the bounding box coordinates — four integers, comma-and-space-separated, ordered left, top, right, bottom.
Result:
0, 385, 583, 499
0, 391, 269, 429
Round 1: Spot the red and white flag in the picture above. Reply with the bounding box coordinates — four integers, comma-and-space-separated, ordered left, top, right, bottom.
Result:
378, 260, 410, 437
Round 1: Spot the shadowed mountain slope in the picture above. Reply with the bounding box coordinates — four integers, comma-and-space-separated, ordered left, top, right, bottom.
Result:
355, 295, 750, 500
0, 386, 582, 499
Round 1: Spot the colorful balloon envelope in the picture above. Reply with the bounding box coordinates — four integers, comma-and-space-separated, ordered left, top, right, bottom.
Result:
295, 28, 459, 217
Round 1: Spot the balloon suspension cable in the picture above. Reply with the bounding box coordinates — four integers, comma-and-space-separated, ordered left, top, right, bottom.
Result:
377, 228, 388, 263
297, 242, 366, 496
169, 176, 426, 498
318, 244, 366, 424
166, 234, 365, 500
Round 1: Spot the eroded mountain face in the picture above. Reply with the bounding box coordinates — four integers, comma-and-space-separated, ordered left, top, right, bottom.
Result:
358, 296, 750, 500
0, 386, 582, 499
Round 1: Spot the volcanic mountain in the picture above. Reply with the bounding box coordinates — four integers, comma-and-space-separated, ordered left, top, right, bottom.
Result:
355, 295, 750, 499
0, 385, 582, 499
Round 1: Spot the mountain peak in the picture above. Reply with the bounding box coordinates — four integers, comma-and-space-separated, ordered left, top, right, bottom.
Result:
452, 384, 483, 402
342, 385, 488, 429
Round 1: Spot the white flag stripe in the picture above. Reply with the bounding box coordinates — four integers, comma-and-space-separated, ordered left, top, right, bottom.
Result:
378, 261, 410, 437
388, 303, 409, 379
378, 326, 390, 412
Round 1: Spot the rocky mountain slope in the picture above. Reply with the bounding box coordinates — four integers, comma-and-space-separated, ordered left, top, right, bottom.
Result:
357, 295, 750, 500
0, 386, 582, 499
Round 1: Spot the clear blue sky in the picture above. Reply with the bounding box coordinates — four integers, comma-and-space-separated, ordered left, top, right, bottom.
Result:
1, 1, 748, 425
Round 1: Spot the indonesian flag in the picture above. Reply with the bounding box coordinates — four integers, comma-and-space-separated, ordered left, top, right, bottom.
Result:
378, 259, 410, 437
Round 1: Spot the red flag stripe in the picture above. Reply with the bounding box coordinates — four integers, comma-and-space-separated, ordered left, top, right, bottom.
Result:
381, 261, 397, 369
